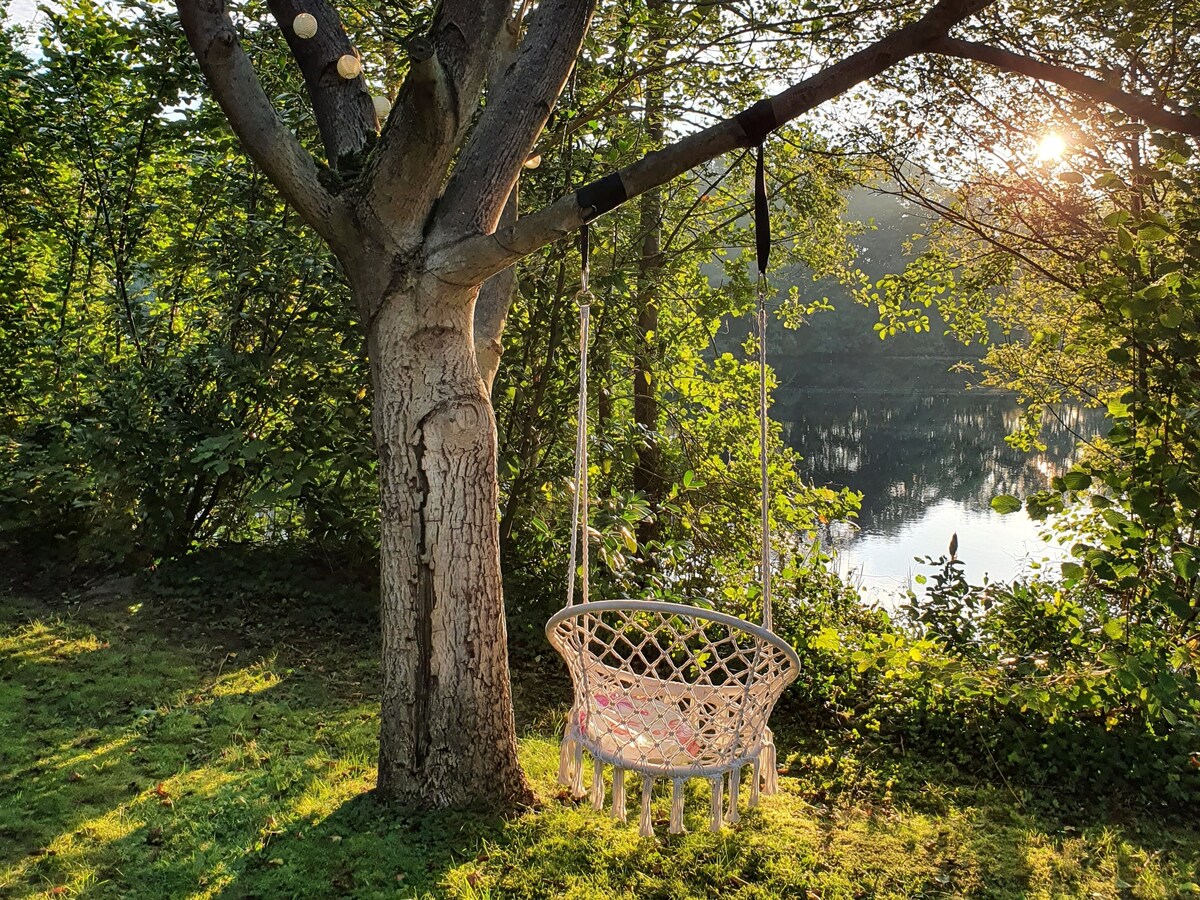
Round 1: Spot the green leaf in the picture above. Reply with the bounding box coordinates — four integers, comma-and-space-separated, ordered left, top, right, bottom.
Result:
1172, 550, 1198, 580
1062, 471, 1092, 491
1061, 561, 1084, 581
1160, 305, 1184, 328
1137, 224, 1170, 242
811, 627, 841, 652
990, 495, 1022, 515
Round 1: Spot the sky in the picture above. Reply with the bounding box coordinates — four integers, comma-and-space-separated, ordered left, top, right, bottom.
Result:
6, 0, 43, 24
5, 0, 50, 49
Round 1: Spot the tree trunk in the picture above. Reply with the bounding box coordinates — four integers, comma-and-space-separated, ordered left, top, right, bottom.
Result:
368, 270, 531, 808
633, 0, 667, 547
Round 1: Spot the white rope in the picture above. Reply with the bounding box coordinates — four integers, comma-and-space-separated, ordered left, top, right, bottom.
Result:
757, 274, 773, 632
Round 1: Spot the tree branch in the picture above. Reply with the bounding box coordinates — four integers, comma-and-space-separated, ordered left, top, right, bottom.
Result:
433, 0, 598, 239
475, 188, 518, 392
266, 0, 378, 173
176, 0, 357, 257
359, 0, 512, 244
474, 7, 528, 392
928, 37, 1200, 137
428, 0, 995, 285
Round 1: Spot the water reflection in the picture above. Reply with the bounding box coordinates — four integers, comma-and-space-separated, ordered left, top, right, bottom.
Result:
776, 361, 1103, 600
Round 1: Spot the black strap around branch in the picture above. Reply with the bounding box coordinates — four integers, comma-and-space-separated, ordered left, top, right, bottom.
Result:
753, 143, 770, 276
735, 98, 778, 149
576, 172, 628, 223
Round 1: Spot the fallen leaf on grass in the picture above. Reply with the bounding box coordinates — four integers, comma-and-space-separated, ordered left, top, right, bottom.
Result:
154, 782, 174, 807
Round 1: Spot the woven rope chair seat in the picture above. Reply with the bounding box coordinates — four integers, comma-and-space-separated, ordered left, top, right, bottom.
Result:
547, 599, 799, 834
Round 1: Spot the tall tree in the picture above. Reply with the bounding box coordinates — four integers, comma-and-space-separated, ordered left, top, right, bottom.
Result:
174, 0, 1200, 809
632, 0, 667, 548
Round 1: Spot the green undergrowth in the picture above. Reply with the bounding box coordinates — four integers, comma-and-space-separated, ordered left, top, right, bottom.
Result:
2, 592, 1199, 899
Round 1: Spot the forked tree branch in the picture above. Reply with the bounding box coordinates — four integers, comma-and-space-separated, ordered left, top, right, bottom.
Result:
176, 0, 357, 256
928, 37, 1200, 137
360, 0, 512, 243
360, 36, 458, 244
428, 0, 996, 285
434, 0, 598, 239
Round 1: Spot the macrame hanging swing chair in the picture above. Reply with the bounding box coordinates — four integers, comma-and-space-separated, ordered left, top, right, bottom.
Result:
547, 131, 800, 836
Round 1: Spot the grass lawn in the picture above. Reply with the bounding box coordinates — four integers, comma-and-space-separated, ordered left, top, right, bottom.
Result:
2, 586, 1199, 899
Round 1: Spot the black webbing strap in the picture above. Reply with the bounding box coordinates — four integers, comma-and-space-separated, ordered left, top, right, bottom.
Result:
579, 220, 590, 273
576, 172, 628, 222
754, 144, 770, 275
735, 98, 778, 148
751, 138, 773, 630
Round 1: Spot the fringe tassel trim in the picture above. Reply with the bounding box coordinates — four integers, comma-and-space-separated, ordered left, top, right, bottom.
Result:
571, 741, 586, 799
669, 778, 685, 834
611, 767, 627, 823
591, 758, 605, 811
762, 736, 779, 796
726, 766, 741, 824
557, 734, 576, 787
639, 775, 655, 838
709, 776, 724, 832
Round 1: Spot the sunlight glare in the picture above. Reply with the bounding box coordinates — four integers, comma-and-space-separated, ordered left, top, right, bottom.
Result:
1035, 132, 1067, 161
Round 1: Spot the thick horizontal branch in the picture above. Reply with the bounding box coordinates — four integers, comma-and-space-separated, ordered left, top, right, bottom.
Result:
428, 0, 995, 285
176, 0, 357, 257
929, 37, 1200, 137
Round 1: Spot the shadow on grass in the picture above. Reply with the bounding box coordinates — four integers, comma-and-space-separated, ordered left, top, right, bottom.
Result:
3, 591, 1199, 900
211, 792, 508, 899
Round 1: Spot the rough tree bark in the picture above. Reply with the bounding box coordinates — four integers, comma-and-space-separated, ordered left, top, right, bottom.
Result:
632, 0, 667, 548
369, 273, 526, 805
174, 0, 1200, 810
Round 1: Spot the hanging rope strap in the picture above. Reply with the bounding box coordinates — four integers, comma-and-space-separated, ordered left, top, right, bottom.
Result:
566, 223, 593, 606
753, 143, 773, 632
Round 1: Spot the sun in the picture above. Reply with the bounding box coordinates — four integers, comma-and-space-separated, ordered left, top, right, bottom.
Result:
1035, 132, 1068, 161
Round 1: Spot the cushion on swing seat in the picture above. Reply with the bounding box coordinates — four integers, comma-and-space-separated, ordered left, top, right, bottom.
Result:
581, 689, 703, 767
548, 599, 800, 777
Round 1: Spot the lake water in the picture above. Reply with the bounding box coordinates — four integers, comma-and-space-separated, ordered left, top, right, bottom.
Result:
774, 355, 1102, 603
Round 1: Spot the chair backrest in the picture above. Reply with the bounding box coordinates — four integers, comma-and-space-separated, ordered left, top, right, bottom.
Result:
546, 599, 800, 776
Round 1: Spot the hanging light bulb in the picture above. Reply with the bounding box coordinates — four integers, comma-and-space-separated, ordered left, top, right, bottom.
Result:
292, 13, 317, 38
372, 95, 393, 119
523, 153, 542, 170
337, 53, 362, 80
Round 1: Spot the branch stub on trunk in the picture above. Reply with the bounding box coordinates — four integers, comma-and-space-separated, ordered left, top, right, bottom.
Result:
408, 36, 435, 61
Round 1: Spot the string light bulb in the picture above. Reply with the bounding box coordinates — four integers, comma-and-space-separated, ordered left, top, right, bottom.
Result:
292, 13, 317, 38
337, 53, 362, 80
372, 95, 393, 119
523, 153, 542, 170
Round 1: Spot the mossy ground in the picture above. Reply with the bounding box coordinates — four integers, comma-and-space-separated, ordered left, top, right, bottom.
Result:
2, 588, 1198, 899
